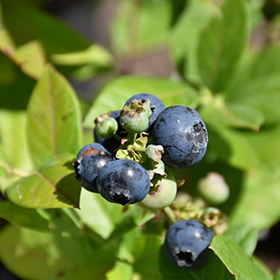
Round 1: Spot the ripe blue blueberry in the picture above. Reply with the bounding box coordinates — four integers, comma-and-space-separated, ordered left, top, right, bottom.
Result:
73, 143, 114, 193
164, 219, 214, 271
124, 93, 166, 131
94, 110, 122, 155
97, 159, 150, 205
152, 105, 208, 169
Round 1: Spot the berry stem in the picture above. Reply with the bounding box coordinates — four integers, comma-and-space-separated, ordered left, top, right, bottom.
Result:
128, 132, 137, 144
163, 206, 177, 225
112, 133, 122, 141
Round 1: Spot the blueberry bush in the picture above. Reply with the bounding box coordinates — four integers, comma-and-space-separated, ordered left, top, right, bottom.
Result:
0, 0, 280, 279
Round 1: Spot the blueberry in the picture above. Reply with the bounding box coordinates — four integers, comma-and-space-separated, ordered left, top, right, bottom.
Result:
124, 93, 166, 131
164, 219, 214, 271
152, 105, 208, 169
73, 143, 114, 193
94, 110, 122, 155
97, 159, 150, 206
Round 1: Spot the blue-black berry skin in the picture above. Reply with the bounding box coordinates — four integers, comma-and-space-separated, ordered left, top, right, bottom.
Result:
94, 110, 121, 155
164, 219, 214, 271
97, 159, 150, 206
152, 105, 208, 169
124, 93, 166, 130
73, 143, 114, 193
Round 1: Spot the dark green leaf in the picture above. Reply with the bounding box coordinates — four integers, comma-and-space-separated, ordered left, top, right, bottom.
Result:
198, 0, 250, 92
0, 51, 15, 83
5, 154, 81, 209
1, 0, 89, 53
84, 76, 200, 128
26, 64, 82, 168
211, 235, 272, 280
0, 224, 116, 280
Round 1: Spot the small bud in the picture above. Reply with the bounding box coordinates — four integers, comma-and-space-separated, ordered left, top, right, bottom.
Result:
198, 172, 229, 205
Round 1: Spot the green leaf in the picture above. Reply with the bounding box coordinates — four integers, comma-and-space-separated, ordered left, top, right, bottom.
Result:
26, 64, 82, 168
74, 188, 155, 240
225, 225, 258, 257
199, 92, 265, 131
198, 0, 250, 92
0, 200, 83, 238
132, 235, 162, 280
5, 154, 81, 209
74, 188, 115, 239
169, 0, 217, 83
211, 235, 272, 280
0, 29, 46, 80
0, 224, 116, 280
229, 74, 280, 125
274, 268, 280, 280
0, 110, 33, 175
111, 0, 171, 55
250, 46, 280, 78
84, 76, 200, 128
50, 45, 113, 80
159, 243, 234, 280
245, 128, 280, 170
106, 261, 133, 280
207, 125, 262, 170
15, 40, 47, 80
229, 168, 280, 231
0, 200, 49, 231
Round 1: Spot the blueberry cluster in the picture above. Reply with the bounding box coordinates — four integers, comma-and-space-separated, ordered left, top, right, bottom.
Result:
74, 93, 208, 208
74, 93, 212, 270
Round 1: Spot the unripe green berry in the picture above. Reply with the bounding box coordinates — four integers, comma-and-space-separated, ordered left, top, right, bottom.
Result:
94, 115, 118, 139
120, 100, 150, 133
198, 172, 229, 205
138, 171, 177, 211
